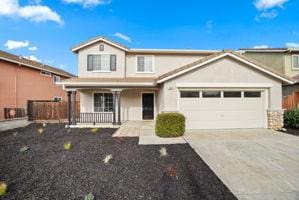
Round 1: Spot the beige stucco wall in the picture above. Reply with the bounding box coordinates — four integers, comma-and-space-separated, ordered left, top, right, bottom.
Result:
161, 57, 283, 112
125, 54, 203, 77
79, 89, 159, 121
284, 54, 299, 77
78, 42, 126, 78
243, 52, 285, 74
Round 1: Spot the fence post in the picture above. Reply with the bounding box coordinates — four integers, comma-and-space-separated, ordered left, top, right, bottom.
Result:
27, 100, 34, 121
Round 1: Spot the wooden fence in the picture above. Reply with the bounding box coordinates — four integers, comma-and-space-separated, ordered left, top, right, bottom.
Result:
282, 92, 299, 110
3, 108, 27, 119
27, 100, 80, 121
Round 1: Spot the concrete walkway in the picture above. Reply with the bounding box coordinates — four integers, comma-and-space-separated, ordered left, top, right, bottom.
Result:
184, 129, 299, 200
113, 121, 186, 145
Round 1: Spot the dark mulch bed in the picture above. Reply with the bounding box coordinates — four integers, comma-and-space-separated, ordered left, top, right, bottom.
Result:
280, 128, 299, 136
0, 123, 236, 200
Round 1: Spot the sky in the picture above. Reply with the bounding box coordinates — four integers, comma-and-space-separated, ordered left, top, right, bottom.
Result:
0, 0, 298, 75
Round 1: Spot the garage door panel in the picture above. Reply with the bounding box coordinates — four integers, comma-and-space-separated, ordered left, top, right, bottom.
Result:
179, 90, 265, 129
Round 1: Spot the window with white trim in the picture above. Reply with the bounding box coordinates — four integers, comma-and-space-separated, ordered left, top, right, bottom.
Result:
87, 54, 116, 72
53, 97, 62, 101
136, 56, 154, 73
53, 75, 61, 83
93, 93, 113, 112
40, 70, 51, 76
292, 55, 299, 69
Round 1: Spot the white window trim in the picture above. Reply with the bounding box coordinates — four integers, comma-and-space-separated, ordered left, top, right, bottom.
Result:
292, 55, 299, 70
88, 53, 113, 73
92, 91, 114, 113
53, 75, 61, 83
40, 70, 51, 77
53, 96, 62, 101
135, 55, 155, 74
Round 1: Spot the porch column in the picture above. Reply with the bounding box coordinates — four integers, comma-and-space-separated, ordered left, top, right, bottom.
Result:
112, 91, 117, 125
71, 91, 77, 125
67, 91, 72, 125
116, 91, 121, 125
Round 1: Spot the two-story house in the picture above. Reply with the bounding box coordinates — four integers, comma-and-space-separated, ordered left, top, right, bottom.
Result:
0, 50, 75, 120
240, 48, 299, 96
59, 37, 293, 130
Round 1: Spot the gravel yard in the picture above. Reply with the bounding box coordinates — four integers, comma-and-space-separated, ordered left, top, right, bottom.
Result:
0, 123, 236, 200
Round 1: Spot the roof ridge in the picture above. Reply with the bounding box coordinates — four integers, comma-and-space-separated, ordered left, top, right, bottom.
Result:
0, 50, 75, 77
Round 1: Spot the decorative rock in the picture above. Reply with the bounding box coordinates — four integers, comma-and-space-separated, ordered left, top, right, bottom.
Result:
267, 110, 284, 130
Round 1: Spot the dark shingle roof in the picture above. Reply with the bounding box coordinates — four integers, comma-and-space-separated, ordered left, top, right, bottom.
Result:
0, 50, 75, 77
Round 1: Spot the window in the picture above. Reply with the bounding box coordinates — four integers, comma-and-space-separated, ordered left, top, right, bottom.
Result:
136, 56, 154, 73
99, 44, 104, 51
202, 91, 221, 98
223, 91, 241, 98
292, 55, 299, 69
40, 70, 51, 76
87, 54, 116, 72
180, 91, 199, 98
53, 97, 62, 101
53, 75, 61, 83
244, 91, 261, 98
94, 93, 114, 112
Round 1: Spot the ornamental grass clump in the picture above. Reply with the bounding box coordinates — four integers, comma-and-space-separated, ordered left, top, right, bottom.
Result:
37, 128, 44, 135
159, 147, 168, 157
90, 128, 99, 134
20, 146, 29, 153
84, 193, 95, 200
0, 182, 7, 196
103, 154, 113, 165
64, 142, 72, 150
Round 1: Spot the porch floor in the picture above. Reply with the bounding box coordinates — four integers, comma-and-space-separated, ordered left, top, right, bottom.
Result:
113, 121, 187, 145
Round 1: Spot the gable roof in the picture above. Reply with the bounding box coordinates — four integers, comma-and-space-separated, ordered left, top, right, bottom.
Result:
0, 50, 74, 78
156, 50, 294, 84
71, 36, 219, 54
71, 36, 130, 52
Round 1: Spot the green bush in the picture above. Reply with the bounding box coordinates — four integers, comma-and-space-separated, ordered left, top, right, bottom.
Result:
284, 109, 299, 129
155, 113, 185, 137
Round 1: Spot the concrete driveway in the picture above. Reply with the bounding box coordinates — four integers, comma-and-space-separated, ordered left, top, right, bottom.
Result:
184, 129, 299, 200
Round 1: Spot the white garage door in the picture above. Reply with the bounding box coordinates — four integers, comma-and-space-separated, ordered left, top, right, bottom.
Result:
179, 90, 266, 129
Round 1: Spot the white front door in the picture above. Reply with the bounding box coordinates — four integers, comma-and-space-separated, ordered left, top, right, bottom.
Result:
179, 90, 266, 130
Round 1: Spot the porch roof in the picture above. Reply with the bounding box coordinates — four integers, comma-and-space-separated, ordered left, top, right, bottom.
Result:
58, 77, 157, 88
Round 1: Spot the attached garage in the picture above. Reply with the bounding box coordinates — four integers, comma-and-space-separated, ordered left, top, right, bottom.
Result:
179, 90, 266, 129
157, 51, 294, 130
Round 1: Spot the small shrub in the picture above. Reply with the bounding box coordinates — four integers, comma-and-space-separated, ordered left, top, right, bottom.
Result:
84, 193, 94, 200
64, 142, 72, 150
103, 154, 113, 165
0, 182, 7, 196
155, 113, 185, 137
20, 146, 29, 153
284, 109, 299, 129
90, 128, 99, 134
164, 165, 178, 179
159, 147, 168, 157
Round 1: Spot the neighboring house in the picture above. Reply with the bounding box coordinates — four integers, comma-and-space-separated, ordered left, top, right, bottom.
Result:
59, 37, 293, 130
240, 48, 299, 96
0, 50, 75, 120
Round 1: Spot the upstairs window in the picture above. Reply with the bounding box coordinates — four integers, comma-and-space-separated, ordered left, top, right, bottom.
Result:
292, 55, 299, 70
87, 54, 116, 72
136, 56, 154, 73
53, 75, 61, 83
40, 70, 51, 76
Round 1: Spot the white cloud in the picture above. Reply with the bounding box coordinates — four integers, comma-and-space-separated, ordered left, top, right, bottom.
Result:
0, 0, 62, 24
112, 32, 131, 43
253, 44, 269, 48
59, 64, 67, 69
23, 55, 41, 62
285, 42, 299, 48
28, 46, 37, 51
256, 10, 278, 20
62, 0, 111, 8
4, 40, 29, 50
254, 0, 288, 10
